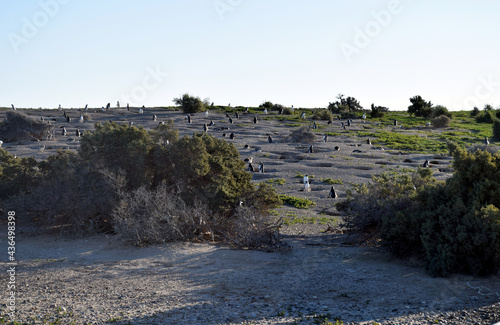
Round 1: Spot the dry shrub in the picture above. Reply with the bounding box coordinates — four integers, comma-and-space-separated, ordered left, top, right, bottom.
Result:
113, 184, 205, 246
431, 115, 451, 128
112, 183, 280, 249
0, 111, 53, 142
288, 127, 316, 143
82, 113, 92, 121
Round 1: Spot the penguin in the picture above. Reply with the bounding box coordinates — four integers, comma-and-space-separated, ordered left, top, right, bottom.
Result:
304, 180, 311, 192
268, 135, 273, 143
116, 101, 120, 108
204, 110, 209, 118
11, 104, 15, 110
79, 115, 84, 123
367, 138, 372, 145
229, 117, 233, 124
67, 116, 71, 123
209, 120, 215, 126
328, 186, 338, 198
152, 114, 157, 121
76, 129, 81, 137
248, 162, 254, 172
264, 108, 268, 114
303, 174, 309, 184
485, 137, 490, 145
203, 124, 208, 133
106, 103, 111, 110
323, 134, 328, 143
229, 133, 235, 139
253, 116, 258, 124
258, 162, 264, 173
346, 119, 351, 127
234, 112, 239, 119
62, 127, 67, 136
84, 104, 88, 111
300, 112, 306, 119
129, 121, 134, 126
307, 145, 313, 153
423, 159, 430, 168
0, 140, 3, 148
394, 119, 398, 126
334, 146, 340, 151
127, 103, 130, 111
187, 115, 192, 124
312, 122, 317, 129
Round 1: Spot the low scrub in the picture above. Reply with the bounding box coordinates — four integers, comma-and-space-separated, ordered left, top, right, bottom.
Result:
279, 194, 315, 209
0, 111, 53, 142
288, 127, 316, 143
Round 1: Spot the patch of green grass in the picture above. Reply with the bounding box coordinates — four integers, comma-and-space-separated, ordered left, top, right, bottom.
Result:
285, 123, 301, 127
355, 130, 447, 153
279, 195, 316, 209
294, 171, 315, 178
266, 178, 286, 185
321, 178, 343, 185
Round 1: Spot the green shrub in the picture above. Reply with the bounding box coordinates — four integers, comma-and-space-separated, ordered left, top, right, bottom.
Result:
279, 194, 315, 209
79, 122, 153, 189
0, 149, 41, 201
173, 93, 207, 113
343, 143, 500, 276
471, 106, 480, 117
430, 105, 452, 119
259, 101, 273, 109
475, 110, 495, 124
322, 178, 343, 185
312, 109, 333, 121
493, 120, 500, 141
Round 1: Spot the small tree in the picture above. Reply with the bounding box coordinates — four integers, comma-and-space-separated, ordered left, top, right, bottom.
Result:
259, 101, 273, 109
408, 95, 432, 117
329, 94, 362, 114
430, 105, 452, 119
471, 106, 480, 117
370, 103, 389, 118
173, 94, 206, 113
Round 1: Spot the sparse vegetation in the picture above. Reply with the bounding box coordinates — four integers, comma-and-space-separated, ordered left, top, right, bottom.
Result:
279, 195, 315, 209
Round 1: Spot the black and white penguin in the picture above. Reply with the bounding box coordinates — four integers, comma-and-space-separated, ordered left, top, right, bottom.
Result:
258, 162, 264, 173
328, 186, 338, 198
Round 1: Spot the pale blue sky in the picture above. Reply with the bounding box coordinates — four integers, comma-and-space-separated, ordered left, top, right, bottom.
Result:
2, 0, 499, 110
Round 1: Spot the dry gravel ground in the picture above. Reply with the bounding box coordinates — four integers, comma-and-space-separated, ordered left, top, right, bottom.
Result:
1, 108, 499, 324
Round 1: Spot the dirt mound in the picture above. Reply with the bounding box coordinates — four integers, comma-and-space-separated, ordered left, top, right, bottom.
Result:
0, 111, 53, 142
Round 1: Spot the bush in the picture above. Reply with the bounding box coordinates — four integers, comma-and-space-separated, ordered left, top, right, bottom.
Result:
370, 104, 388, 118
259, 101, 273, 109
173, 94, 206, 113
288, 127, 316, 143
0, 149, 41, 202
471, 106, 480, 117
282, 106, 293, 115
79, 122, 153, 189
341, 143, 500, 276
493, 120, 500, 141
476, 110, 495, 124
279, 194, 315, 209
9, 150, 122, 235
430, 105, 452, 119
312, 109, 333, 120
0, 111, 53, 142
431, 115, 451, 128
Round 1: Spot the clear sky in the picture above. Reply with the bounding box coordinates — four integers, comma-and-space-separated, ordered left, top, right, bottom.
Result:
1, 0, 500, 110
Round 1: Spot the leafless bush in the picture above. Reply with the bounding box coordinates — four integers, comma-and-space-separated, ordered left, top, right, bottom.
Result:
287, 127, 316, 143
0, 111, 53, 142
82, 113, 92, 121
112, 184, 206, 246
